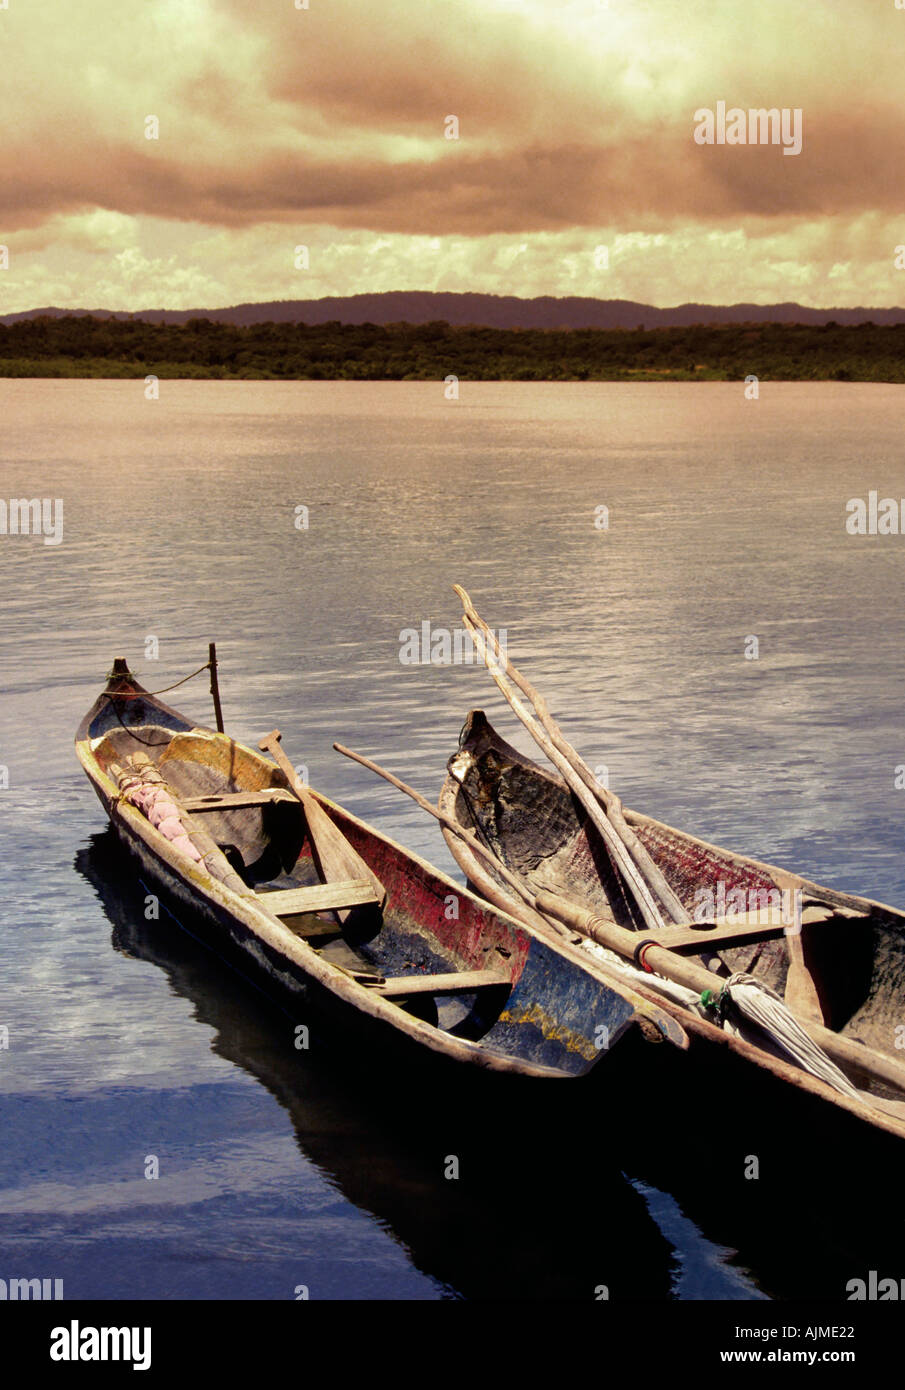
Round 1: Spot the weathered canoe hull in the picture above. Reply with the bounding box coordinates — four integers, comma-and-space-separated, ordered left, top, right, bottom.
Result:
76, 668, 686, 1082
78, 829, 688, 1297
440, 710, 905, 1141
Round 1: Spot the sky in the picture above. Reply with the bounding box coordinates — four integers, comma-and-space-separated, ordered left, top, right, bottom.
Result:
1, 0, 904, 313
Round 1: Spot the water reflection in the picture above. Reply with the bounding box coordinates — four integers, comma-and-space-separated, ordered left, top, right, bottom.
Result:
76, 830, 674, 1301
75, 829, 905, 1301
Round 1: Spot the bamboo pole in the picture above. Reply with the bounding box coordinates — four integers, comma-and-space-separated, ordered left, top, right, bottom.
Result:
451, 591, 667, 933
454, 586, 692, 926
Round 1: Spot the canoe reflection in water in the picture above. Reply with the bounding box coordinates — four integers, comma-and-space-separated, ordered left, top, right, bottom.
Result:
76, 831, 680, 1301
76, 827, 905, 1301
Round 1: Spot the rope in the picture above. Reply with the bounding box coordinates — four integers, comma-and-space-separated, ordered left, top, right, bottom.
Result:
100, 661, 213, 747
104, 697, 171, 748
580, 939, 710, 1013
103, 660, 212, 699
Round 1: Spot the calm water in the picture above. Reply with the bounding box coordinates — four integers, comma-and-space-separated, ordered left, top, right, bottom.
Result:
1, 380, 904, 1300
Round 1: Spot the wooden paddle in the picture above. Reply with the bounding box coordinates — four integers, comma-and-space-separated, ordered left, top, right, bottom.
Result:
258, 731, 386, 911
773, 873, 825, 1025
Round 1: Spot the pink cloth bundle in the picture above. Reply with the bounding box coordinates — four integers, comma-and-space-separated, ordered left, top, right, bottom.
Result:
120, 774, 204, 863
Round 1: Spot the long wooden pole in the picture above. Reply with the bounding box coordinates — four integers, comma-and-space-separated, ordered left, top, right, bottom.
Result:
454, 586, 692, 926
452, 592, 667, 933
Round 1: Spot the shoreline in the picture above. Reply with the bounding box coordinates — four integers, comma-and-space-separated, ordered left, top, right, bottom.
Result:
2, 318, 904, 382
1, 368, 901, 382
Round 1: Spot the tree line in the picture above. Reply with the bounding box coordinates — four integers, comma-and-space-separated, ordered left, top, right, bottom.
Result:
0, 314, 903, 380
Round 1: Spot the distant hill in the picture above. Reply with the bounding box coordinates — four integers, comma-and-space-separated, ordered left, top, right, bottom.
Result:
3, 292, 905, 330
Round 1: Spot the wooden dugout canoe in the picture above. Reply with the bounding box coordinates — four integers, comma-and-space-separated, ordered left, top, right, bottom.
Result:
439, 710, 905, 1139
75, 661, 687, 1081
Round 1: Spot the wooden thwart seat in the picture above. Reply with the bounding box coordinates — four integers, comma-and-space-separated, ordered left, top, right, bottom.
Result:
181, 789, 296, 811
367, 970, 510, 997
257, 879, 380, 916
655, 902, 862, 954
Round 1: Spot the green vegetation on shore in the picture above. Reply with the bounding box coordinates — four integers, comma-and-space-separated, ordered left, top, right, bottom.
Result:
1, 314, 904, 380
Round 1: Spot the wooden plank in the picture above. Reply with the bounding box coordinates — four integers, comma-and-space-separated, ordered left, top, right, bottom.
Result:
283, 917, 343, 939
182, 789, 295, 811
655, 905, 840, 953
656, 918, 785, 951
370, 970, 510, 997
258, 731, 386, 912
257, 879, 379, 916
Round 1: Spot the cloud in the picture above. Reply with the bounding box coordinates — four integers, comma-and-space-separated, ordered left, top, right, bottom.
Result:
2, 212, 903, 315
13, 211, 140, 257
1, 0, 905, 306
